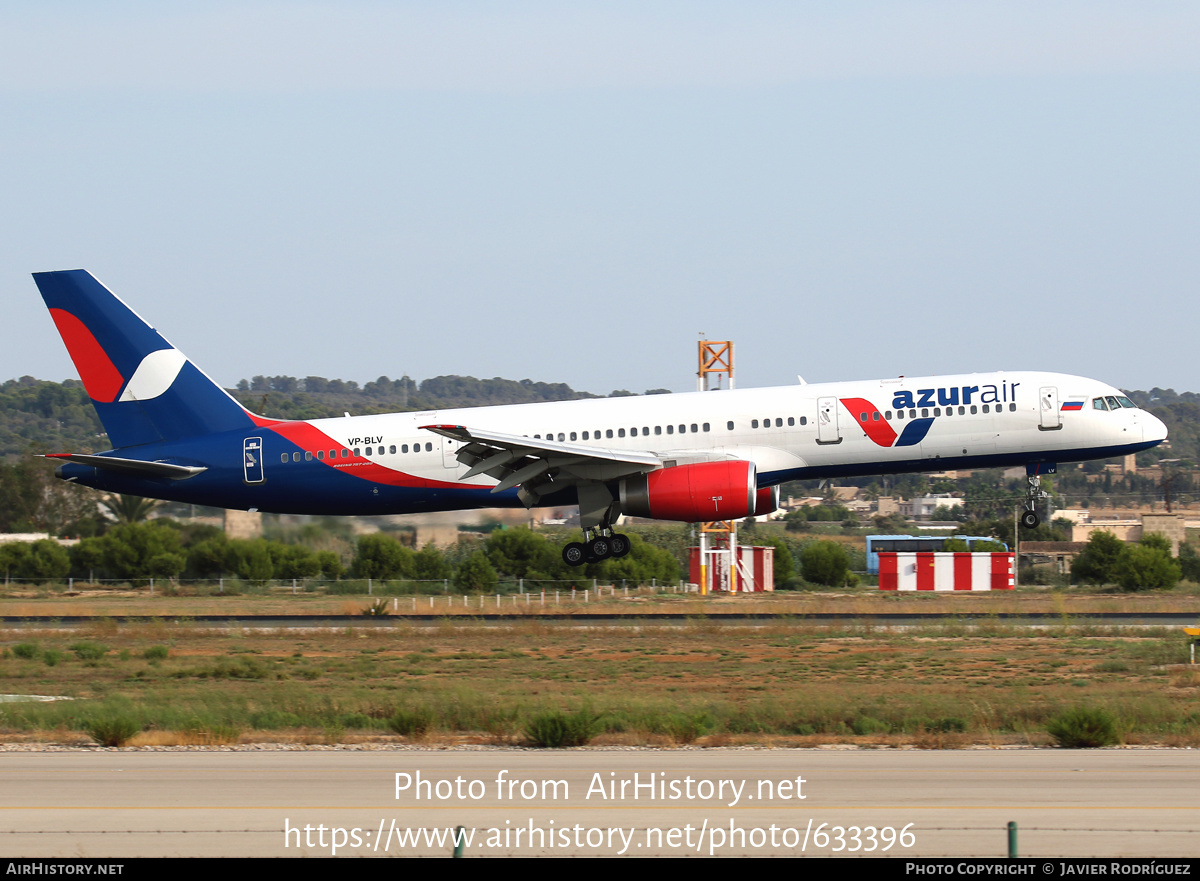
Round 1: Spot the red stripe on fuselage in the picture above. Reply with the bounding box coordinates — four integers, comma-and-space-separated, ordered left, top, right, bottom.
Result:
839, 397, 898, 447
265, 420, 467, 490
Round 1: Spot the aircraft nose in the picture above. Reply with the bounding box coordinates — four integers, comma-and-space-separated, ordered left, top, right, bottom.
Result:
1142, 411, 1168, 445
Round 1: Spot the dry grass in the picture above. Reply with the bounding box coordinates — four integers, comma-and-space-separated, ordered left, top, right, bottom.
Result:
1, 611, 1197, 747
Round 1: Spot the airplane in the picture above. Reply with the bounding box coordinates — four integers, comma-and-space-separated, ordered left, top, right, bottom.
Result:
32, 269, 1169, 566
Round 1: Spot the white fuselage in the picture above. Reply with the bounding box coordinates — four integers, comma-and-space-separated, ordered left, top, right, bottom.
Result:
289, 370, 1166, 490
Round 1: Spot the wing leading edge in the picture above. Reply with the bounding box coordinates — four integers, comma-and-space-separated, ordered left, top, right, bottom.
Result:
420, 424, 661, 508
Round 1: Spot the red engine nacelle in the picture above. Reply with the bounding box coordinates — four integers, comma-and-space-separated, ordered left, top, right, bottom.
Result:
619, 461, 757, 522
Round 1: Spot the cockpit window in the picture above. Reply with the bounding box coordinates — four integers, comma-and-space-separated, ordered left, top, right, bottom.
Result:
1116, 396, 1135, 408
1105, 396, 1121, 411
1093, 397, 1108, 411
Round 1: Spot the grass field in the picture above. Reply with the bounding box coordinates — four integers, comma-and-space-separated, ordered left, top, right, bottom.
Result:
2, 590, 1198, 748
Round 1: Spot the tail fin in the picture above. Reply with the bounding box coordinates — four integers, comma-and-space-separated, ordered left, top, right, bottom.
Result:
33, 270, 260, 449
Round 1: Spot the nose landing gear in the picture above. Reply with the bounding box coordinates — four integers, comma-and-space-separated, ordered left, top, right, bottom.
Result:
1021, 465, 1054, 530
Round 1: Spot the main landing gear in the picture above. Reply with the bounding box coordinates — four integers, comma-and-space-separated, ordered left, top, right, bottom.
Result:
562, 528, 631, 566
1021, 471, 1051, 530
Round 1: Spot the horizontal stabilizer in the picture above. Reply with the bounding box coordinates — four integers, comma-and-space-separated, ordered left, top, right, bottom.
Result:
43, 453, 207, 480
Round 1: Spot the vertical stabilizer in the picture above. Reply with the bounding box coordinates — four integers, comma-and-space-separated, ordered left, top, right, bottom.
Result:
33, 270, 258, 449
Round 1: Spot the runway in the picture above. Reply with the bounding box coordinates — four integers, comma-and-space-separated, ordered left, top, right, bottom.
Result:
1, 748, 1196, 857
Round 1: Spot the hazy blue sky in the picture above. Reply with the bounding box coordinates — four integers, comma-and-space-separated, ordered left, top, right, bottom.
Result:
3, 2, 1198, 396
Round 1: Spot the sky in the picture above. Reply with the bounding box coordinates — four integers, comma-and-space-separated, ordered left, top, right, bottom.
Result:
2, 1, 1198, 397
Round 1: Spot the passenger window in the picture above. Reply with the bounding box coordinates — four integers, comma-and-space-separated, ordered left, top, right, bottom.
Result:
800, 416, 807, 426
570, 432, 577, 441
353, 448, 360, 457
703, 423, 710, 432
582, 431, 589, 440
668, 425, 675, 434
776, 418, 782, 427
402, 444, 409, 453
959, 406, 965, 415
305, 451, 313, 461
293, 452, 301, 462
425, 443, 432, 451
690, 424, 698, 433
970, 406, 977, 415
389, 445, 396, 454
630, 427, 638, 437
643, 426, 649, 435
678, 424, 686, 433
618, 429, 625, 438
317, 450, 325, 460
909, 410, 917, 419
788, 417, 795, 426
934, 408, 941, 417
897, 410, 905, 420
982, 405, 990, 414
654, 426, 662, 435
606, 429, 613, 439
921, 409, 928, 418
1009, 403, 1016, 411
752, 419, 759, 429
281, 453, 288, 463
726, 422, 733, 430
557, 433, 565, 442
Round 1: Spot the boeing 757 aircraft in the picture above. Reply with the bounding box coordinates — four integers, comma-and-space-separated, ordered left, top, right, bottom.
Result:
33, 270, 1168, 565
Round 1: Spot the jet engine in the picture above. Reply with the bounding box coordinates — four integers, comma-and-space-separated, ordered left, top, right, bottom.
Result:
619, 460, 758, 522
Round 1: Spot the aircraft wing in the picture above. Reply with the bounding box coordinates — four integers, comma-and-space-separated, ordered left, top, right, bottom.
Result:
420, 424, 661, 505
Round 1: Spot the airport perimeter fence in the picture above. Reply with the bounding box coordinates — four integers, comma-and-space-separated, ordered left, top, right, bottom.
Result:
0, 575, 699, 601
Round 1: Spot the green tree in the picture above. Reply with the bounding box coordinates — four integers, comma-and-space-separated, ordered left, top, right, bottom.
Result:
1114, 541, 1180, 592
1071, 531, 1126, 585
454, 550, 499, 592
98, 522, 185, 582
485, 528, 565, 580
352, 533, 414, 580
100, 494, 161, 524
800, 541, 850, 586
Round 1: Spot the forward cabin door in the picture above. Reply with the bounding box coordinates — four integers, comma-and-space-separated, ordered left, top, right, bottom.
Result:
816, 396, 842, 444
1039, 387, 1061, 431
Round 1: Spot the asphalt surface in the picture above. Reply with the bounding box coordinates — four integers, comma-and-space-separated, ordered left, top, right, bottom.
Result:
1, 748, 1196, 857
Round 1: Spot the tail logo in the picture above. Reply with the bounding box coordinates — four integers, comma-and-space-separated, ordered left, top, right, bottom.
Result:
118, 348, 187, 402
48, 309, 125, 403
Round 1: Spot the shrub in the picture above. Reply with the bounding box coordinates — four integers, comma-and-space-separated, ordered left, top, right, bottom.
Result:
81, 714, 142, 747
653, 710, 716, 744
12, 643, 40, 660
142, 645, 170, 660
42, 649, 63, 667
388, 707, 435, 738
1114, 544, 1180, 592
800, 541, 850, 586
525, 708, 602, 747
70, 642, 108, 661
1046, 707, 1119, 748
362, 599, 390, 617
